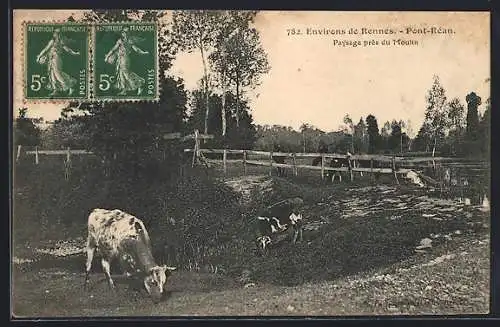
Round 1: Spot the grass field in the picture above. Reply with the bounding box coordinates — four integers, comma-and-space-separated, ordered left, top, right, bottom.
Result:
11, 158, 491, 317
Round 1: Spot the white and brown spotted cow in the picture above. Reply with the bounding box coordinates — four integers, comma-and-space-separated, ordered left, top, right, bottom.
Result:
256, 197, 304, 254
84, 208, 176, 303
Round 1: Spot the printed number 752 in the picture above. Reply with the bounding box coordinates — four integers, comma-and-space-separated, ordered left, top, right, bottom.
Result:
287, 28, 301, 36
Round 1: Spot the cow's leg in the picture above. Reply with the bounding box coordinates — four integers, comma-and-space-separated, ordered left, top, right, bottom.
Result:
84, 237, 96, 289
292, 227, 299, 244
299, 227, 303, 242
118, 254, 133, 278
101, 258, 115, 289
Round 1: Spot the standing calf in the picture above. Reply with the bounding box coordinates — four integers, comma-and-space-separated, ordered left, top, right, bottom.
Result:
84, 208, 176, 303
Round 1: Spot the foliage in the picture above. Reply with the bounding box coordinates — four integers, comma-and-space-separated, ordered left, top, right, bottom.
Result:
424, 75, 449, 154
465, 92, 481, 147
209, 11, 270, 129
171, 10, 222, 135
365, 114, 380, 154
254, 124, 351, 154
354, 118, 368, 154
187, 89, 257, 150
447, 97, 466, 132
13, 108, 42, 147
478, 98, 490, 159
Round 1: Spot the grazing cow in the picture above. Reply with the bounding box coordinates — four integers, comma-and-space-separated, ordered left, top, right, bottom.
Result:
326, 157, 350, 182
256, 197, 304, 254
273, 145, 287, 177
84, 208, 176, 303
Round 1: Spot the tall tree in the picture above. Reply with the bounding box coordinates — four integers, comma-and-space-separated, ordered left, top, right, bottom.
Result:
209, 11, 255, 137
405, 119, 414, 151
413, 122, 433, 152
172, 10, 221, 135
424, 75, 449, 156
388, 120, 402, 152
354, 117, 367, 153
465, 92, 481, 141
447, 97, 466, 133
479, 97, 490, 158
365, 114, 380, 154
209, 11, 270, 128
464, 92, 482, 157
187, 89, 257, 150
343, 114, 355, 153
380, 120, 391, 151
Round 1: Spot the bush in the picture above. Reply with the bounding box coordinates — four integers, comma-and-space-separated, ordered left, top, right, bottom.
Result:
13, 155, 244, 272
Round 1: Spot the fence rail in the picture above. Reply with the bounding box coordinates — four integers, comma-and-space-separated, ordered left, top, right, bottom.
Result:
185, 147, 489, 184
25, 149, 94, 155
184, 148, 487, 164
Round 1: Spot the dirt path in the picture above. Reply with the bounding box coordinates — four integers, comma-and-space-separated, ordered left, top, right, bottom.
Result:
12, 232, 489, 317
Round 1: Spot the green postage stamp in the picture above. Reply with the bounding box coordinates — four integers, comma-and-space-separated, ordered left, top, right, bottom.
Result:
93, 22, 159, 101
24, 23, 91, 100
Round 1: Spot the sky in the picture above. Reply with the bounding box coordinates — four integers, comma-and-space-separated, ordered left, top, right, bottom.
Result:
13, 10, 490, 135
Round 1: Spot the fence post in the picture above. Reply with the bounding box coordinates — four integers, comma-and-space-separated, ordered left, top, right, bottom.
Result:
392, 155, 399, 185
16, 145, 22, 162
64, 147, 72, 181
223, 149, 227, 177
191, 129, 199, 168
348, 155, 353, 182
370, 158, 374, 182
35, 146, 39, 165
320, 154, 325, 180
269, 151, 274, 176
243, 150, 247, 176
292, 153, 297, 176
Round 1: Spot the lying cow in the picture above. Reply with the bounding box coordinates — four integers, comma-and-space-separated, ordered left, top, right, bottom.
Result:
84, 208, 176, 303
256, 197, 304, 254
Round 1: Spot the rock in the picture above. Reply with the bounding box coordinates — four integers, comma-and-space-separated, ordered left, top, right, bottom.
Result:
244, 283, 256, 288
287, 305, 295, 312
416, 238, 432, 249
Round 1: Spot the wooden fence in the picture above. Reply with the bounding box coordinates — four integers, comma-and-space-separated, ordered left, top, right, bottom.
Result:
184, 147, 489, 185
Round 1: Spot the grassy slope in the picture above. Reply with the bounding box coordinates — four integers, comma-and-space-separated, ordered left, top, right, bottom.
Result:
12, 159, 491, 317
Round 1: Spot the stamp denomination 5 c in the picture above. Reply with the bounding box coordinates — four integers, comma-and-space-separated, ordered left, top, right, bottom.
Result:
93, 22, 159, 101
24, 23, 91, 101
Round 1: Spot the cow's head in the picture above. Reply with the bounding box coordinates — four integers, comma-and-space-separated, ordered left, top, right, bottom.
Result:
143, 265, 176, 303
289, 212, 303, 227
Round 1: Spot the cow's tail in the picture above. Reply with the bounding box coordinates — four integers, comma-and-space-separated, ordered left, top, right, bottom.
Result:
137, 220, 153, 252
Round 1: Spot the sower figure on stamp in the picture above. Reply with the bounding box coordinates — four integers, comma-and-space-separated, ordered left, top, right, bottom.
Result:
104, 27, 149, 96
36, 28, 80, 96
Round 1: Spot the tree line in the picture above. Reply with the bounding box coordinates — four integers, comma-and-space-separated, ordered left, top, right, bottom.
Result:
253, 76, 490, 159
14, 11, 490, 179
